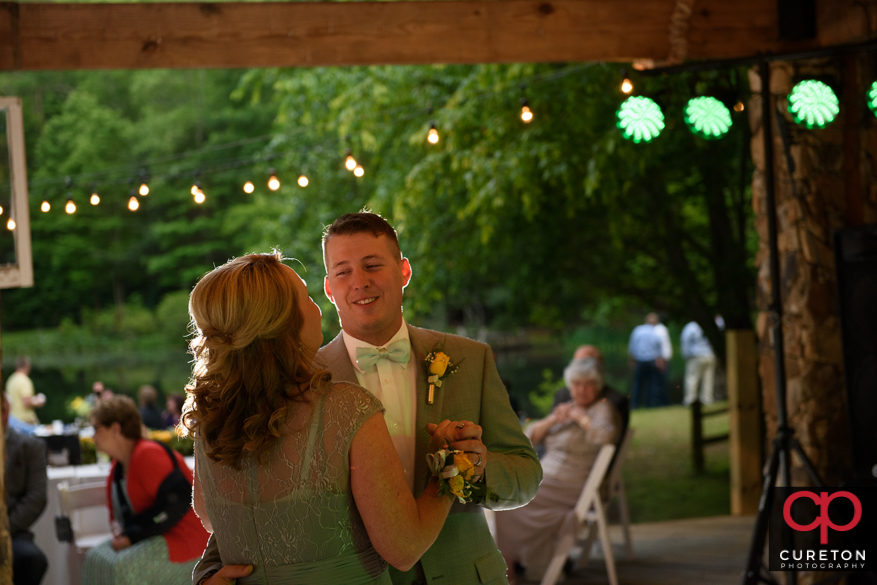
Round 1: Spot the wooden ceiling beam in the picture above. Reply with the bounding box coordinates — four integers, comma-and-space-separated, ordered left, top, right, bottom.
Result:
0, 1, 862, 72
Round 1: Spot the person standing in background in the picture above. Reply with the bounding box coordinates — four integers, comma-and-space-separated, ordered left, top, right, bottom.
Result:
137, 385, 164, 430
681, 321, 717, 405
628, 315, 663, 408
6, 357, 45, 428
652, 313, 673, 406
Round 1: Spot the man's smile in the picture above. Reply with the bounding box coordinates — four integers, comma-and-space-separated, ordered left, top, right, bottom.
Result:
354, 297, 378, 305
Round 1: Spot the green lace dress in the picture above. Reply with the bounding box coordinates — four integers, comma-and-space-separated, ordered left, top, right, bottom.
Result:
197, 382, 392, 585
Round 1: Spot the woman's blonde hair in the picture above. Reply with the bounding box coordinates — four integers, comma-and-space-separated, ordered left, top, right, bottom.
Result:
179, 252, 329, 469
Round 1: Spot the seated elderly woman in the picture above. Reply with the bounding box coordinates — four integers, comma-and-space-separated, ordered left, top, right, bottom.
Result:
494, 358, 622, 584
82, 395, 209, 585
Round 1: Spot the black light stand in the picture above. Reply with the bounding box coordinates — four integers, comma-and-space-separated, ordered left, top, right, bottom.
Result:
739, 58, 825, 585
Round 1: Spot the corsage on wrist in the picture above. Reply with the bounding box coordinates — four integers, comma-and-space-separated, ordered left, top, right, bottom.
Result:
426, 448, 499, 505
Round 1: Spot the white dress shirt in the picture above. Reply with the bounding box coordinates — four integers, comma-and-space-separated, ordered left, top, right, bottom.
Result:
342, 321, 417, 491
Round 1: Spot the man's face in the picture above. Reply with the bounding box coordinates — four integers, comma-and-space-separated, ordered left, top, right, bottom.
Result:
324, 233, 411, 346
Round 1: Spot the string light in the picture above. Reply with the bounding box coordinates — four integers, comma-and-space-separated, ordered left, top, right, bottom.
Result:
138, 182, 149, 196
90, 192, 100, 205
734, 101, 745, 112
0, 205, 4, 215
267, 169, 281, 191
684, 96, 732, 139
243, 180, 255, 194
7, 218, 15, 231
354, 165, 365, 177
41, 200, 51, 212
617, 96, 665, 143
345, 149, 357, 171
427, 123, 440, 144
194, 190, 206, 204
190, 182, 201, 196
520, 98, 533, 123
65, 195, 76, 214
128, 192, 140, 211
298, 175, 309, 187
620, 69, 634, 94
788, 80, 839, 128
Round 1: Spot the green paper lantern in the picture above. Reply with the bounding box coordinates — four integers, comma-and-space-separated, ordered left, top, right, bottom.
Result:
684, 96, 732, 139
788, 80, 839, 128
617, 96, 665, 143
867, 81, 877, 117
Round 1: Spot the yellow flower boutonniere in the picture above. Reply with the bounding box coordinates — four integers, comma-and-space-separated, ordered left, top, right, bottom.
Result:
425, 345, 460, 404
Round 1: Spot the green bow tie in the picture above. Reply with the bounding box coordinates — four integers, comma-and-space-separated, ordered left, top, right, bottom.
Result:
355, 339, 411, 370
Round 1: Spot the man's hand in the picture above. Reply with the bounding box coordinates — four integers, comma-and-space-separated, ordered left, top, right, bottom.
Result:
111, 535, 131, 551
204, 565, 255, 585
449, 421, 486, 482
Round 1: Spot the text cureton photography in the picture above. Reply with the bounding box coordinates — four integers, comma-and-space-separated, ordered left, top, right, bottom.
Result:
769, 488, 877, 572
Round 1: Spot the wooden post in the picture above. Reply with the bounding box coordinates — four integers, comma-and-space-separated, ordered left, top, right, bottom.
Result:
727, 329, 761, 515
691, 400, 704, 474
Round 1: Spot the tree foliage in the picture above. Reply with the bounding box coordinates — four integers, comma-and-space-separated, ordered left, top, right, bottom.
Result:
0, 64, 755, 352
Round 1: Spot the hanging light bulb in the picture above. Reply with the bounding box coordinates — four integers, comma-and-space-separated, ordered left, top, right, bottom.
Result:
0, 205, 4, 215
128, 194, 140, 211
298, 175, 309, 188
267, 169, 281, 191
243, 180, 255, 194
194, 189, 206, 204
734, 101, 745, 112
65, 195, 76, 215
353, 165, 365, 177
427, 123, 440, 144
621, 77, 634, 94
41, 200, 51, 212
7, 218, 15, 230
520, 98, 534, 123
139, 182, 149, 196
90, 192, 100, 205
190, 182, 201, 197
345, 149, 357, 171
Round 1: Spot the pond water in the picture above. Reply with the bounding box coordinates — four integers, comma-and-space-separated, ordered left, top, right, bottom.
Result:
11, 337, 693, 425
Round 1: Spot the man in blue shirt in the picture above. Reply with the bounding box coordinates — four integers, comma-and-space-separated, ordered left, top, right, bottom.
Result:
680, 321, 717, 405
628, 314, 664, 408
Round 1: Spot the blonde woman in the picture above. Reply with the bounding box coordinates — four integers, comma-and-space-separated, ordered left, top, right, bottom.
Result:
181, 253, 457, 585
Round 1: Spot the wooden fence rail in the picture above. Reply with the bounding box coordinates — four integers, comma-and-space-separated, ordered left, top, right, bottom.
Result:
691, 401, 729, 474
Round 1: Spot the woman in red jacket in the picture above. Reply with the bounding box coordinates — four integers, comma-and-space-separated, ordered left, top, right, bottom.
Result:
83, 395, 209, 584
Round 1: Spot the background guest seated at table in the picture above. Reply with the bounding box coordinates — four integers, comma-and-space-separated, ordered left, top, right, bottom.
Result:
161, 394, 184, 429
82, 395, 209, 585
4, 392, 49, 585
495, 358, 622, 584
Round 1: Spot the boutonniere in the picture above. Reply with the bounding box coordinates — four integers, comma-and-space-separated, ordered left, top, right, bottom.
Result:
425, 344, 460, 404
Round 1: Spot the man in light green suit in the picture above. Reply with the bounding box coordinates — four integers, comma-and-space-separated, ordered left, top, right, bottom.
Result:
192, 212, 541, 585
317, 212, 541, 585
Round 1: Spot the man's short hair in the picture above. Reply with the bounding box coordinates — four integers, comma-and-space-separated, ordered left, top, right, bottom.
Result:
322, 211, 402, 270
15, 356, 30, 369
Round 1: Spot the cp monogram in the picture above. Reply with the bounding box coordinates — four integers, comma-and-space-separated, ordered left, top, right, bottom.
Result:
783, 491, 862, 545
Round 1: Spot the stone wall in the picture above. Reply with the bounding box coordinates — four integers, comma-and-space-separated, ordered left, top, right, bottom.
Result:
750, 54, 877, 488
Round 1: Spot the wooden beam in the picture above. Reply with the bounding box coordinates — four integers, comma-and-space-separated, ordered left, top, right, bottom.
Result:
0, 0, 836, 71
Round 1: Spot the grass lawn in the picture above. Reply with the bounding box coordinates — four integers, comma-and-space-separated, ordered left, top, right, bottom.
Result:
622, 403, 731, 523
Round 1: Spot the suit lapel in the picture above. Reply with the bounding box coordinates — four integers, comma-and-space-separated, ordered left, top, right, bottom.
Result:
410, 325, 447, 493
316, 333, 358, 383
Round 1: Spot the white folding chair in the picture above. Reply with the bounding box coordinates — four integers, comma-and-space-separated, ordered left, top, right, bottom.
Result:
56, 480, 113, 551
540, 444, 617, 585
603, 427, 635, 558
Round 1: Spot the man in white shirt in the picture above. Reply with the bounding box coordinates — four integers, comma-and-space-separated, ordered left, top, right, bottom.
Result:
681, 321, 717, 405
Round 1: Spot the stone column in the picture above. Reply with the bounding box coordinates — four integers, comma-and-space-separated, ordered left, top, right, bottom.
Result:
750, 54, 877, 581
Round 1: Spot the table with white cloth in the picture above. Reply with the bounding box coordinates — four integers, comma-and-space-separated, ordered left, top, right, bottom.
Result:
31, 457, 195, 585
